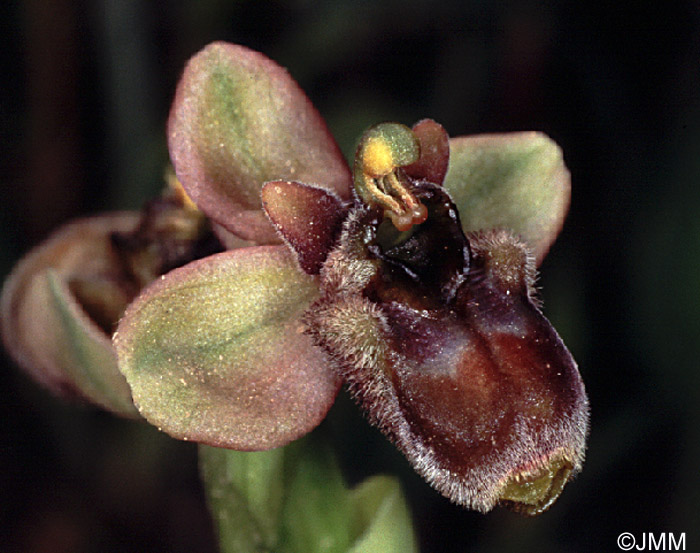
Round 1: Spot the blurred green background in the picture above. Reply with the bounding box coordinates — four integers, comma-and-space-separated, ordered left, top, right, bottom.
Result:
2, 1, 699, 552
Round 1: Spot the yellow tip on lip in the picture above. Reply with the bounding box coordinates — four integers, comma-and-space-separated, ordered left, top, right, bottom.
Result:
498, 454, 575, 515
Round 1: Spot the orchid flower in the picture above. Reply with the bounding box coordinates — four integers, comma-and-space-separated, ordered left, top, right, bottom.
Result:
2, 41, 588, 517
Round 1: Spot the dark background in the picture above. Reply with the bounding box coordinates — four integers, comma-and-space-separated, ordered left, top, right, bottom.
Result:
2, 1, 699, 552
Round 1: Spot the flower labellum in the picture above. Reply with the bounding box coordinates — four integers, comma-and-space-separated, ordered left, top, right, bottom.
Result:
275, 123, 590, 514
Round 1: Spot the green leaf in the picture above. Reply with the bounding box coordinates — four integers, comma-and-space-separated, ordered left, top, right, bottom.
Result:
114, 245, 341, 450
443, 132, 570, 263
0, 214, 140, 417
168, 42, 352, 244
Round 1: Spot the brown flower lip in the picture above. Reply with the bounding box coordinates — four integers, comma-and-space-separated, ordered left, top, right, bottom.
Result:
303, 177, 588, 513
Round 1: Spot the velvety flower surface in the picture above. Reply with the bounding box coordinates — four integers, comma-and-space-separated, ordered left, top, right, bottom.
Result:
3, 41, 588, 515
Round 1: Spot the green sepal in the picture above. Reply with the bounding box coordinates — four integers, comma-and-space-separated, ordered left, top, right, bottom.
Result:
444, 132, 570, 263
114, 246, 341, 451
0, 213, 141, 417
168, 42, 352, 244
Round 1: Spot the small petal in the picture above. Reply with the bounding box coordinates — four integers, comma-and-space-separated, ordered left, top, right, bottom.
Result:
262, 180, 347, 274
1, 214, 140, 417
404, 119, 450, 184
444, 132, 570, 263
114, 246, 341, 450
168, 42, 352, 243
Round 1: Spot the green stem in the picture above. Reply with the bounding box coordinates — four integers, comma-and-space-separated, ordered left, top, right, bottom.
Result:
198, 435, 419, 553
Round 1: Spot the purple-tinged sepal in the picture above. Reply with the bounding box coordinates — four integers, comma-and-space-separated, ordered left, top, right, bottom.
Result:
114, 246, 341, 451
168, 42, 352, 244
444, 132, 570, 264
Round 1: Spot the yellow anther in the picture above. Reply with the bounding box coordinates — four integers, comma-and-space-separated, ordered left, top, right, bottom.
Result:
353, 123, 428, 231
363, 137, 396, 177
